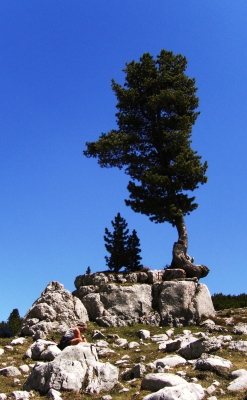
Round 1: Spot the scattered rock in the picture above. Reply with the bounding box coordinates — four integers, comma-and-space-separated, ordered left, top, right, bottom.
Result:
142, 382, 205, 400
154, 355, 187, 368
46, 388, 63, 399
232, 323, 247, 335
141, 372, 187, 391
131, 363, 146, 378
137, 329, 151, 340
229, 340, 247, 352
10, 391, 33, 400
227, 369, 247, 391
0, 366, 21, 377
194, 353, 233, 375
10, 338, 26, 346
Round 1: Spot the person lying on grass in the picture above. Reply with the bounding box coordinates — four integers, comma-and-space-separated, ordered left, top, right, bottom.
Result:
57, 321, 87, 350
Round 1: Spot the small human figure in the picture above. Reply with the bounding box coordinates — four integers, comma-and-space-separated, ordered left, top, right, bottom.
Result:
57, 321, 87, 350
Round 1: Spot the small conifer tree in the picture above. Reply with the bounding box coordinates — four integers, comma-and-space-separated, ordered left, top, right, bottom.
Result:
104, 212, 129, 272
86, 266, 91, 274
7, 309, 22, 335
126, 229, 142, 272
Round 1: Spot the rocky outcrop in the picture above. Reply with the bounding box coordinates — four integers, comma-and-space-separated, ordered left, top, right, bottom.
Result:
73, 272, 215, 327
20, 281, 88, 339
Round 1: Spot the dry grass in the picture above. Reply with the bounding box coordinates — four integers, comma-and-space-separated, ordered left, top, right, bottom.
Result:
1, 312, 247, 399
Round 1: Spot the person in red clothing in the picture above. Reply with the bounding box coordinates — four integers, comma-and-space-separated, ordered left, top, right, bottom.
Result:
58, 321, 87, 350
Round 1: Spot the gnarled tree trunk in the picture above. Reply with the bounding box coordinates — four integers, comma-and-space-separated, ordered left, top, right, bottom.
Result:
169, 216, 209, 279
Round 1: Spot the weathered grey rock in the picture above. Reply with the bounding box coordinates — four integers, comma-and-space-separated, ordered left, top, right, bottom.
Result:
74, 273, 109, 288
91, 330, 106, 340
21, 281, 88, 337
166, 328, 174, 338
4, 345, 13, 352
141, 372, 187, 391
178, 336, 222, 360
95, 340, 109, 348
229, 340, 247, 352
137, 329, 151, 340
142, 382, 205, 400
204, 336, 223, 352
0, 349, 4, 356
128, 341, 140, 349
194, 353, 233, 374
114, 338, 128, 348
206, 384, 216, 395
217, 335, 232, 346
126, 273, 138, 283
74, 285, 98, 299
147, 270, 163, 284
154, 355, 187, 368
27, 339, 61, 361
151, 334, 169, 343
162, 269, 186, 281
159, 339, 181, 352
137, 272, 148, 282
96, 348, 116, 358
19, 365, 30, 373
81, 293, 105, 320
131, 363, 146, 378
0, 394, 7, 400
232, 323, 247, 335
10, 338, 26, 346
0, 366, 21, 377
157, 281, 215, 326
10, 391, 32, 400
227, 369, 247, 391
24, 343, 118, 394
46, 388, 62, 399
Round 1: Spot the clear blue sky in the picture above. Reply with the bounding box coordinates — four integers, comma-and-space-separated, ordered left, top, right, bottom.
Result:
1, 1, 247, 321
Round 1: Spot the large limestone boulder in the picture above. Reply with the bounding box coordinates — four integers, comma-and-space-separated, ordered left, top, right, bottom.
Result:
156, 281, 215, 326
24, 342, 118, 394
79, 284, 159, 327
21, 281, 88, 338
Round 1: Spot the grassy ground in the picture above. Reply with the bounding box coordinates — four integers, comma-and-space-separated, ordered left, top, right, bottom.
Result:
1, 310, 247, 399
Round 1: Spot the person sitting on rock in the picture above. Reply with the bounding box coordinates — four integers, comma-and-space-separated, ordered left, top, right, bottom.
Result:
57, 321, 87, 350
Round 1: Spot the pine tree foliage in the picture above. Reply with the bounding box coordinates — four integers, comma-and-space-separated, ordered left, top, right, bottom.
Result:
212, 293, 247, 311
6, 308, 23, 335
126, 229, 142, 272
104, 212, 130, 272
86, 266, 91, 274
84, 49, 208, 230
104, 213, 142, 272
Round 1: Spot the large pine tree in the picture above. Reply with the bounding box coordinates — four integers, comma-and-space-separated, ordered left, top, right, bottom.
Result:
85, 50, 209, 278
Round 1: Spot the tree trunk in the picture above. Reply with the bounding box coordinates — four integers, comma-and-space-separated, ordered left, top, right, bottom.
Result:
169, 216, 209, 279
